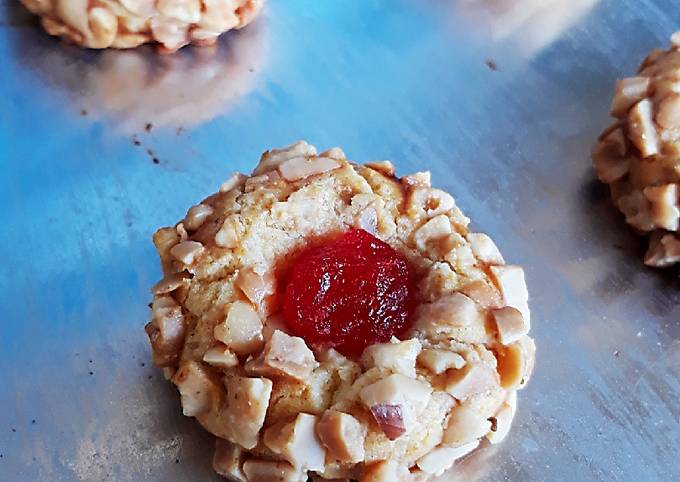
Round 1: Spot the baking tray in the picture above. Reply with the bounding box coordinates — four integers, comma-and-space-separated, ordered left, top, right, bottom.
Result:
1, 0, 679, 480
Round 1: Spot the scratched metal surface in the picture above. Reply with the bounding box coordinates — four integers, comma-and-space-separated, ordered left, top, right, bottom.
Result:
1, 0, 679, 481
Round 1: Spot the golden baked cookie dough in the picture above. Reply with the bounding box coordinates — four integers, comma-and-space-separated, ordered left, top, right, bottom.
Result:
145, 141, 536, 481
21, 0, 263, 52
593, 31, 680, 267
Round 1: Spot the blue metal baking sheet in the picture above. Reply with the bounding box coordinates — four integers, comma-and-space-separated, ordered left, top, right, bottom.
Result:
1, 0, 678, 480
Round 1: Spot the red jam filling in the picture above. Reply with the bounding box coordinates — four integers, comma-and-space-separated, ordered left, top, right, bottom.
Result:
283, 229, 415, 356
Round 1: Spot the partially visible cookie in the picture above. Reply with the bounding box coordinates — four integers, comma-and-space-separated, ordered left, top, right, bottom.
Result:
455, 0, 598, 60
21, 0, 263, 52
146, 141, 536, 481
593, 31, 680, 267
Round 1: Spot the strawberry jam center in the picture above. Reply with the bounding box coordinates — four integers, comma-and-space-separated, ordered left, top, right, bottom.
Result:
283, 229, 415, 356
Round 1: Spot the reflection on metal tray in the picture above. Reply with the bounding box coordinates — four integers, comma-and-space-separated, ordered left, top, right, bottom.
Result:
0, 0, 678, 481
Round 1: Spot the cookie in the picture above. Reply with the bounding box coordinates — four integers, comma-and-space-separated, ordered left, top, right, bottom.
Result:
145, 141, 536, 481
593, 31, 680, 267
20, 0, 263, 52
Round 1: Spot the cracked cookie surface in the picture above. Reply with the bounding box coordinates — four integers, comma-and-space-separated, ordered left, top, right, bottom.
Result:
146, 141, 536, 481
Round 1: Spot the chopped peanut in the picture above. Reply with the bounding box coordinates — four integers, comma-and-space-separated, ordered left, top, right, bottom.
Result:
278, 156, 341, 181
213, 300, 264, 355
610, 77, 651, 117
263, 413, 326, 471
413, 292, 485, 337
643, 183, 679, 231
157, 0, 201, 24
401, 171, 432, 188
246, 330, 319, 381
420, 262, 460, 302
357, 206, 378, 233
254, 141, 317, 175
486, 392, 517, 444
153, 227, 180, 261
236, 268, 277, 317
445, 363, 500, 400
145, 295, 186, 366
172, 361, 222, 417
203, 344, 239, 369
467, 232, 505, 265
222, 376, 273, 449
360, 374, 432, 439
170, 240, 205, 266
496, 336, 536, 390
369, 404, 406, 440
212, 439, 246, 482
215, 215, 240, 249
366, 160, 396, 177
151, 272, 190, 295
176, 222, 189, 241
219, 173, 247, 193
618, 191, 655, 232
414, 215, 452, 252
671, 31, 680, 47
656, 93, 680, 128
319, 147, 346, 160
417, 348, 466, 374
407, 187, 456, 218
491, 306, 528, 345
627, 99, 659, 157
245, 170, 281, 191
489, 265, 531, 328
360, 338, 422, 378
645, 232, 680, 267
442, 404, 491, 447
316, 410, 366, 464
88, 7, 117, 48
592, 127, 630, 184
459, 279, 502, 309
184, 204, 214, 231
417, 441, 479, 475
361, 460, 410, 482
242, 459, 305, 482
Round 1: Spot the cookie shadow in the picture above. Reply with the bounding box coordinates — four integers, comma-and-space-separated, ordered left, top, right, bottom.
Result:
576, 170, 680, 317
8, 7, 270, 134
